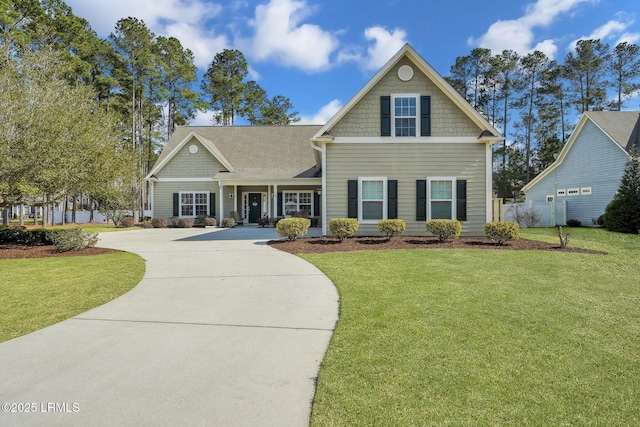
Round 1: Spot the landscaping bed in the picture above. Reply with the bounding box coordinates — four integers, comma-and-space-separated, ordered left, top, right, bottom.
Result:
268, 236, 607, 255
0, 244, 117, 259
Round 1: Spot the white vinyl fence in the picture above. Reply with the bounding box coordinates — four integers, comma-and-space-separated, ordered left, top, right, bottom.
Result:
503, 201, 566, 227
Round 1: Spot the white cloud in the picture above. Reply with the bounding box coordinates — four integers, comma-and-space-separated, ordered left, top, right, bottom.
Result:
244, 0, 339, 72
363, 27, 407, 70
298, 99, 343, 124
468, 0, 596, 58
569, 16, 637, 51
617, 32, 640, 45
338, 26, 407, 71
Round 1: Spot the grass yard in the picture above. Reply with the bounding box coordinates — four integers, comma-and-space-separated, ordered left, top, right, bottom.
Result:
304, 228, 640, 426
0, 251, 145, 342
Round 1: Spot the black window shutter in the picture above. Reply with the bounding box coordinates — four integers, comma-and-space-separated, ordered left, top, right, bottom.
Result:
416, 180, 427, 221
277, 193, 283, 216
420, 96, 431, 136
348, 180, 358, 218
210, 193, 216, 216
456, 180, 467, 221
173, 193, 179, 217
313, 192, 320, 217
381, 96, 391, 136
388, 180, 398, 219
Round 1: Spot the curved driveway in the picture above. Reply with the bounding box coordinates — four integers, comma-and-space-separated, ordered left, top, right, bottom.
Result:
0, 227, 338, 426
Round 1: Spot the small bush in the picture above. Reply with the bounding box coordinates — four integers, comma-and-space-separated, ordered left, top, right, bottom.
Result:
0, 226, 55, 245
193, 215, 216, 227
168, 217, 180, 227
50, 228, 98, 252
566, 219, 582, 227
597, 215, 605, 226
276, 218, 310, 241
378, 219, 406, 240
139, 220, 153, 229
484, 221, 520, 245
176, 218, 193, 228
203, 217, 217, 227
426, 219, 461, 242
221, 217, 236, 228
119, 216, 135, 228
151, 217, 167, 228
329, 218, 359, 242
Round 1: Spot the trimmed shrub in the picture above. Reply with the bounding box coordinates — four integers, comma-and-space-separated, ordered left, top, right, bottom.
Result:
597, 215, 605, 226
168, 217, 180, 227
151, 217, 167, 228
257, 217, 271, 227
221, 217, 236, 228
193, 215, 216, 227
119, 216, 135, 228
329, 218, 359, 242
203, 217, 217, 227
276, 218, 310, 241
176, 218, 193, 228
566, 219, 582, 227
484, 221, 520, 245
426, 219, 461, 242
378, 219, 406, 240
139, 220, 153, 229
0, 226, 55, 245
50, 228, 98, 252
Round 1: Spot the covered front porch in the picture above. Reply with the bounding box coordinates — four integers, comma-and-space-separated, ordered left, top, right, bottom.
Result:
218, 179, 322, 226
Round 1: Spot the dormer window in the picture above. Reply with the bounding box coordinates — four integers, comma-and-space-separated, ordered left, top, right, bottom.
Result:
381, 95, 431, 137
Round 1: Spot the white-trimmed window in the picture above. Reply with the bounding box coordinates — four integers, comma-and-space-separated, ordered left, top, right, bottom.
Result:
428, 177, 456, 220
557, 189, 566, 197
393, 94, 419, 136
546, 195, 555, 202
283, 191, 313, 216
180, 191, 209, 217
359, 177, 387, 222
581, 187, 592, 195
567, 188, 580, 196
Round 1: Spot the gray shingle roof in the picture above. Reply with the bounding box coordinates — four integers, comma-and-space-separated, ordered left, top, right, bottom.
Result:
155, 125, 323, 180
585, 111, 640, 153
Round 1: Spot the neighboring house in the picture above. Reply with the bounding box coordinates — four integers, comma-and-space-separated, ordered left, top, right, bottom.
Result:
522, 111, 640, 226
147, 43, 503, 236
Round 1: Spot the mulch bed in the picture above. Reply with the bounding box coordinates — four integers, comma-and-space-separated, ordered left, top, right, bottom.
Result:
267, 236, 608, 255
0, 244, 118, 260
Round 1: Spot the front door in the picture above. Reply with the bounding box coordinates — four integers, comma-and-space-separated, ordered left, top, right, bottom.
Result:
248, 193, 262, 223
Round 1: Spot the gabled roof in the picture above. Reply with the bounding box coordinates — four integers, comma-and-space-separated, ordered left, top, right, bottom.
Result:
522, 111, 640, 192
312, 43, 502, 143
147, 125, 323, 181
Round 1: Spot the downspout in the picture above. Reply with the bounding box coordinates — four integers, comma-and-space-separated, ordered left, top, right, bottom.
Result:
310, 138, 327, 235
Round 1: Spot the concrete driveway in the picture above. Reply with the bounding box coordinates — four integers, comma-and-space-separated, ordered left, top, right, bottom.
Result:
0, 226, 338, 426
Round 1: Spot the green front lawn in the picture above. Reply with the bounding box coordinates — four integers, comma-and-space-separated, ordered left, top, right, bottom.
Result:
0, 252, 145, 342
305, 228, 640, 426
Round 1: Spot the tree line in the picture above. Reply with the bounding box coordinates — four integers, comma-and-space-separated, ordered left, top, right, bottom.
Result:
446, 41, 640, 198
0, 0, 298, 224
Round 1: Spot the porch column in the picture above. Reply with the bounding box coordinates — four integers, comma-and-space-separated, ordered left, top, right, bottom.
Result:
219, 183, 224, 223
273, 184, 278, 218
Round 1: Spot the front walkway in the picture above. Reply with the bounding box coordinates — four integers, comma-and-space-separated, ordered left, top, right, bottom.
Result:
0, 226, 338, 426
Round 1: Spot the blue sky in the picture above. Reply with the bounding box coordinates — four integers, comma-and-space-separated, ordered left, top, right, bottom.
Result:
65, 0, 639, 125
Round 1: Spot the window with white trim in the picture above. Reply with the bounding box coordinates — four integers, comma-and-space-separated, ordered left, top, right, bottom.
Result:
428, 177, 456, 220
393, 95, 418, 136
359, 177, 387, 222
557, 189, 566, 197
581, 187, 592, 195
567, 188, 580, 196
283, 191, 312, 216
180, 191, 209, 217
546, 195, 555, 202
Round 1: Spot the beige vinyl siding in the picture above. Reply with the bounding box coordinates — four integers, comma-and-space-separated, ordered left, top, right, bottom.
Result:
156, 138, 227, 179
153, 181, 220, 219
325, 142, 488, 236
329, 57, 481, 138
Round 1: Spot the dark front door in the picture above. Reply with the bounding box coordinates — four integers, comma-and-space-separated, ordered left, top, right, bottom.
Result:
248, 193, 262, 223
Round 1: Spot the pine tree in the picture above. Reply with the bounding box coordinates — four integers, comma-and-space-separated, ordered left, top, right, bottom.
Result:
603, 152, 640, 234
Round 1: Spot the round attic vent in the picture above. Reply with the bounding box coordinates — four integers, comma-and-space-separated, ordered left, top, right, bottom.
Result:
189, 144, 198, 154
398, 65, 414, 81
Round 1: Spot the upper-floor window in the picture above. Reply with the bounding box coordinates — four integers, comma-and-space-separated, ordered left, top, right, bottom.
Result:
394, 96, 417, 136
381, 95, 430, 137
